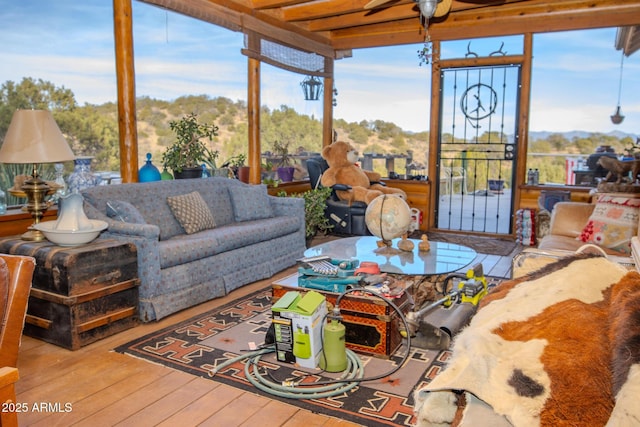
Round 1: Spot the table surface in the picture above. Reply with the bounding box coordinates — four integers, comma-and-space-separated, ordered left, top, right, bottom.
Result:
303, 236, 477, 275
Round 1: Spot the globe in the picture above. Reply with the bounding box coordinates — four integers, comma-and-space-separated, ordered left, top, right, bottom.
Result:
365, 195, 412, 242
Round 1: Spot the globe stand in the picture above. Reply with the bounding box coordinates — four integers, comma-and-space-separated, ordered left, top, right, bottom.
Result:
364, 194, 413, 249
376, 239, 393, 248
397, 234, 415, 252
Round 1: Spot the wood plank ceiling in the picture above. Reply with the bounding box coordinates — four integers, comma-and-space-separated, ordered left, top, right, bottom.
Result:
140, 0, 640, 56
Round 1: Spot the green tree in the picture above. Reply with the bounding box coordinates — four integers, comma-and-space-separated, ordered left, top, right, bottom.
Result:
572, 137, 597, 154
348, 126, 370, 145
390, 134, 408, 153
260, 105, 322, 154
0, 77, 77, 141
547, 133, 569, 151
529, 140, 553, 153
372, 120, 402, 140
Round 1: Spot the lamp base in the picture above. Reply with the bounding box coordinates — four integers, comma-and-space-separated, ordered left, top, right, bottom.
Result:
19, 169, 53, 242
21, 228, 46, 242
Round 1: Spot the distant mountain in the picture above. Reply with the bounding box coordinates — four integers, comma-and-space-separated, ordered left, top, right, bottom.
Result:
529, 130, 638, 141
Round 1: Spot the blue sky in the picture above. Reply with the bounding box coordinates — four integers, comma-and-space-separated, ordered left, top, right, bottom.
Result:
1, 0, 638, 135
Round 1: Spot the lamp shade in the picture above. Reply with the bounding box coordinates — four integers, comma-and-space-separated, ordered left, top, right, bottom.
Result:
0, 110, 75, 164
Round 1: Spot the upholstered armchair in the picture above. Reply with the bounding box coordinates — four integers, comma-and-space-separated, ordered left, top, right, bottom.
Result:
536, 202, 598, 252
0, 254, 36, 427
513, 195, 640, 278
538, 195, 640, 256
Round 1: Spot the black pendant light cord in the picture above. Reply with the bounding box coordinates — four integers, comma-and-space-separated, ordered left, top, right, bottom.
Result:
616, 52, 625, 107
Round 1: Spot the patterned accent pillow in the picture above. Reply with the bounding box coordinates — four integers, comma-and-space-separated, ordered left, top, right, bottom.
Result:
106, 200, 146, 224
578, 193, 640, 254
166, 191, 216, 234
228, 184, 273, 222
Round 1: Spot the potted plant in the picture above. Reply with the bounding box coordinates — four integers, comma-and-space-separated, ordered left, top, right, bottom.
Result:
279, 187, 333, 246
162, 113, 219, 179
224, 154, 249, 183
261, 160, 276, 181
273, 140, 295, 182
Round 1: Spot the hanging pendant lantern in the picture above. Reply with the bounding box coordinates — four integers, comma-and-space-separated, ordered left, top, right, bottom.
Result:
300, 75, 323, 101
611, 106, 625, 125
611, 52, 625, 125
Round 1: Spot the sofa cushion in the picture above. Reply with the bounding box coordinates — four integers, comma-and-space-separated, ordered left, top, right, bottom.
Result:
228, 184, 273, 222
578, 193, 640, 255
158, 216, 300, 269
106, 200, 146, 224
548, 202, 595, 238
159, 234, 221, 269
167, 191, 216, 235
213, 216, 301, 253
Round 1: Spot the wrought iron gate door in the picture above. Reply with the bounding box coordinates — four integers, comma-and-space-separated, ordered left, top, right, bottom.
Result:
436, 64, 521, 234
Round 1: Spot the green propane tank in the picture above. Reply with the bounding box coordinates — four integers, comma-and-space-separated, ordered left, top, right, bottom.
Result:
319, 319, 347, 372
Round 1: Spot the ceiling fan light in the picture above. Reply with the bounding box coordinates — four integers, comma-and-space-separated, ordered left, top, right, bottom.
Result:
417, 0, 438, 19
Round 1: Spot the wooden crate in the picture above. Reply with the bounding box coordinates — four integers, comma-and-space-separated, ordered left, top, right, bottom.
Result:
0, 237, 139, 350
272, 274, 411, 357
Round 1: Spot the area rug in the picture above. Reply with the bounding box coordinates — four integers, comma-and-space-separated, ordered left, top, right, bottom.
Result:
409, 231, 520, 257
115, 286, 459, 427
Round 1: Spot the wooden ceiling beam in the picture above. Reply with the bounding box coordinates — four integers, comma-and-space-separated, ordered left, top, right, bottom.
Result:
139, 0, 243, 31
277, 0, 511, 23
616, 26, 640, 56
282, 0, 413, 22
143, 0, 337, 56
251, 0, 309, 9
305, 4, 418, 32
241, 14, 335, 56
330, 18, 424, 49
146, 1, 640, 53
430, 0, 640, 40
330, 0, 640, 49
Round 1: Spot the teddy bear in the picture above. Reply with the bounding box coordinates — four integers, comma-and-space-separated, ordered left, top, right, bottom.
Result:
320, 140, 406, 204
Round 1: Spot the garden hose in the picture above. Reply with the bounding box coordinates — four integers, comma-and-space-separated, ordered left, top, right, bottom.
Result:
208, 286, 412, 399
208, 346, 364, 399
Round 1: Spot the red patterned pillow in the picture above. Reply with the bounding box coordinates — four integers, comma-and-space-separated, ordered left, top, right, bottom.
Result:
578, 193, 640, 254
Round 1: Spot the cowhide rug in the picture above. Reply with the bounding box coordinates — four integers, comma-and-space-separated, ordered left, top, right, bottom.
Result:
413, 253, 640, 427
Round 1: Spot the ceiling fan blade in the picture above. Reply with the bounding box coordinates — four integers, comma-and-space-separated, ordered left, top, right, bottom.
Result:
433, 0, 452, 18
364, 0, 394, 10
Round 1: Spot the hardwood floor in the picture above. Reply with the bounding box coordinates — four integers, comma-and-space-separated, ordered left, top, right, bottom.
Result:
14, 250, 517, 426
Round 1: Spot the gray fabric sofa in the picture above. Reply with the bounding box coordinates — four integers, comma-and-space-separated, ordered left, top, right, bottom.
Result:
82, 177, 305, 322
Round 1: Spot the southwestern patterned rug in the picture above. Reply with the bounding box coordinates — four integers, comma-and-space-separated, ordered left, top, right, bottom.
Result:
115, 286, 458, 427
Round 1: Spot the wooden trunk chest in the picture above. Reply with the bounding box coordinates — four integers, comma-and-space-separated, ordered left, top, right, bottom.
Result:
0, 237, 139, 350
272, 274, 411, 357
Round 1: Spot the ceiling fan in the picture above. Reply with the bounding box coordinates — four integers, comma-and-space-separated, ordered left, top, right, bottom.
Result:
364, 0, 452, 19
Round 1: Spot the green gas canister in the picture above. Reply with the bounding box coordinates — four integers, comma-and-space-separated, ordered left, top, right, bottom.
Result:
319, 319, 348, 372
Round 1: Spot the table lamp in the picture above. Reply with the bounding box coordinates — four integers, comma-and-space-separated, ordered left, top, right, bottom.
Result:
0, 110, 75, 241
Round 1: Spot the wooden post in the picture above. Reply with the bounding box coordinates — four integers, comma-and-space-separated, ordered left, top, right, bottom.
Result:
113, 0, 138, 183
322, 57, 334, 148
513, 33, 534, 221
427, 40, 442, 230
247, 54, 261, 184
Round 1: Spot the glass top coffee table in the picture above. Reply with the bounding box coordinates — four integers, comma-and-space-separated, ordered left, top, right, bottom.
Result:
304, 236, 477, 275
